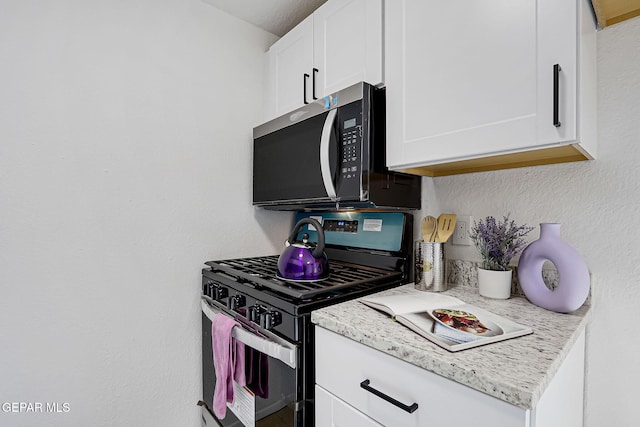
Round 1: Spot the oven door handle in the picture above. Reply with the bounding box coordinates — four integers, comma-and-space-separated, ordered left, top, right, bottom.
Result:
201, 299, 297, 369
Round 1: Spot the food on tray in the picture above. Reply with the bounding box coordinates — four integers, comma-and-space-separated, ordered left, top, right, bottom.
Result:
432, 309, 491, 335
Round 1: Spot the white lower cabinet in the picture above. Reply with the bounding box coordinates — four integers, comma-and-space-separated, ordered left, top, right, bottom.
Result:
316, 385, 383, 427
315, 326, 585, 427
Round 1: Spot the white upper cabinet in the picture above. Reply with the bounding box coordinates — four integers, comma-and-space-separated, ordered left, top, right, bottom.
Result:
385, 0, 597, 176
264, 0, 383, 120
266, 16, 314, 119
313, 0, 383, 97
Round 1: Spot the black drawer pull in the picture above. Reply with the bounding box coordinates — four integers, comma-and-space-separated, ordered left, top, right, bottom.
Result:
553, 64, 562, 127
360, 379, 418, 414
303, 73, 310, 105
312, 68, 319, 100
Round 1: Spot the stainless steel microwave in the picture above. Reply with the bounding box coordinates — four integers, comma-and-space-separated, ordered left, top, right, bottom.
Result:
252, 82, 420, 210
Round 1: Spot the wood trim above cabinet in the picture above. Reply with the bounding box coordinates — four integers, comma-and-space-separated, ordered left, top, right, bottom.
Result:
591, 0, 640, 29
397, 144, 592, 177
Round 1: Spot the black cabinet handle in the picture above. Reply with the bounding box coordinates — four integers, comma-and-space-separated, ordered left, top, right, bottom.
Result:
360, 379, 418, 414
303, 73, 310, 105
553, 64, 561, 127
312, 68, 319, 100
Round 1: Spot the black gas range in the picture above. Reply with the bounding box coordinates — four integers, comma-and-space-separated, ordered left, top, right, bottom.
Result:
200, 212, 413, 427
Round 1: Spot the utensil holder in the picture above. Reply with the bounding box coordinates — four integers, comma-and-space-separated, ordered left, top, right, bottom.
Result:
415, 241, 446, 292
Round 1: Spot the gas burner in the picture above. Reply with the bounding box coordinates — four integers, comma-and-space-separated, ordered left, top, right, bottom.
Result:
206, 255, 402, 300
274, 274, 330, 284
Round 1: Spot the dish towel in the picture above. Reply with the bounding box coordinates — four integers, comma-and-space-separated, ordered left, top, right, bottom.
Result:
245, 346, 269, 399
211, 313, 246, 419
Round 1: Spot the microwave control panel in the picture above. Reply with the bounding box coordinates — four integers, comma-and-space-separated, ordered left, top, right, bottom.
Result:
338, 101, 364, 199
341, 128, 360, 172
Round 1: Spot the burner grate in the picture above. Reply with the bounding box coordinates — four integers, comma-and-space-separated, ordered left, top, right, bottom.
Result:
206, 255, 401, 300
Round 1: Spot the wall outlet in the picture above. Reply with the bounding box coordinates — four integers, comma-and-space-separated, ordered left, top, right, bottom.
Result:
452, 215, 473, 245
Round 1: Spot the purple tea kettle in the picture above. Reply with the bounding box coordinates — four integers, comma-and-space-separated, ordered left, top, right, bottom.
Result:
277, 218, 329, 281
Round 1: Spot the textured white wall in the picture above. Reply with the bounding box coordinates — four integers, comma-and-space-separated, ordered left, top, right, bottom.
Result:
0, 1, 288, 426
426, 16, 640, 426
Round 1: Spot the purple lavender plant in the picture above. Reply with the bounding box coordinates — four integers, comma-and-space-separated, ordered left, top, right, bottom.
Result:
469, 215, 533, 271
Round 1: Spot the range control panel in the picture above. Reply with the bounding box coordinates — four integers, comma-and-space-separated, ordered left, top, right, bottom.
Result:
296, 212, 406, 252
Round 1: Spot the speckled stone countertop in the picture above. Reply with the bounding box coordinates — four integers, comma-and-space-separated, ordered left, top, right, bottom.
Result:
311, 284, 591, 410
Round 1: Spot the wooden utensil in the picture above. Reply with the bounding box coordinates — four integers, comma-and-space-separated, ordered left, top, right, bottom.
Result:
428, 226, 438, 242
435, 214, 457, 243
421, 216, 437, 242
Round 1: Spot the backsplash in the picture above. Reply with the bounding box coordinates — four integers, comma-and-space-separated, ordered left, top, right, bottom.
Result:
446, 259, 593, 307
446, 259, 559, 297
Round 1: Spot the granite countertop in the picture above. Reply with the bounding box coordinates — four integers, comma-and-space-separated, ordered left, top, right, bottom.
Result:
311, 284, 591, 409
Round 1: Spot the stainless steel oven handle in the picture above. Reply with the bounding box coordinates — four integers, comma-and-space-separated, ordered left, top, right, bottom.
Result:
320, 108, 337, 200
201, 299, 297, 369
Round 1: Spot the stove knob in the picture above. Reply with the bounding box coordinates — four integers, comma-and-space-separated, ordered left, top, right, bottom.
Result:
227, 295, 246, 311
260, 311, 282, 330
212, 285, 228, 301
247, 305, 265, 323
202, 281, 213, 297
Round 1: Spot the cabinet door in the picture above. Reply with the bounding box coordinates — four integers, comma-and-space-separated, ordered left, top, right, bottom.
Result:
386, 0, 574, 169
316, 385, 384, 427
266, 16, 314, 119
313, 0, 383, 97
536, 0, 577, 145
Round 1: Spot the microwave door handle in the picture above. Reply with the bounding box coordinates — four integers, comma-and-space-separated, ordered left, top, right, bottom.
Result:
320, 108, 338, 200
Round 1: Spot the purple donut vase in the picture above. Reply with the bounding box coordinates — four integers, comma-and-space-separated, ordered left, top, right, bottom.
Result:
517, 223, 589, 313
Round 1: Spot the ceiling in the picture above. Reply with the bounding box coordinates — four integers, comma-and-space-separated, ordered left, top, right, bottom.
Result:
202, 0, 327, 37
591, 0, 640, 29
201, 0, 639, 37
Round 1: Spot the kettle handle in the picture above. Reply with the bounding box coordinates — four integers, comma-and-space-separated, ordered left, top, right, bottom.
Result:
286, 218, 325, 258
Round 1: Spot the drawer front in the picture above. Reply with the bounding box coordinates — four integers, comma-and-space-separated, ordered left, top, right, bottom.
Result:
315, 327, 527, 427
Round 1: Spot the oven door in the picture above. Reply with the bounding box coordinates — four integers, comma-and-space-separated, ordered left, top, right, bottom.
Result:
201, 299, 300, 427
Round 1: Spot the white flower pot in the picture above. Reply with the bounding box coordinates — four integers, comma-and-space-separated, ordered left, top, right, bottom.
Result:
477, 268, 512, 299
